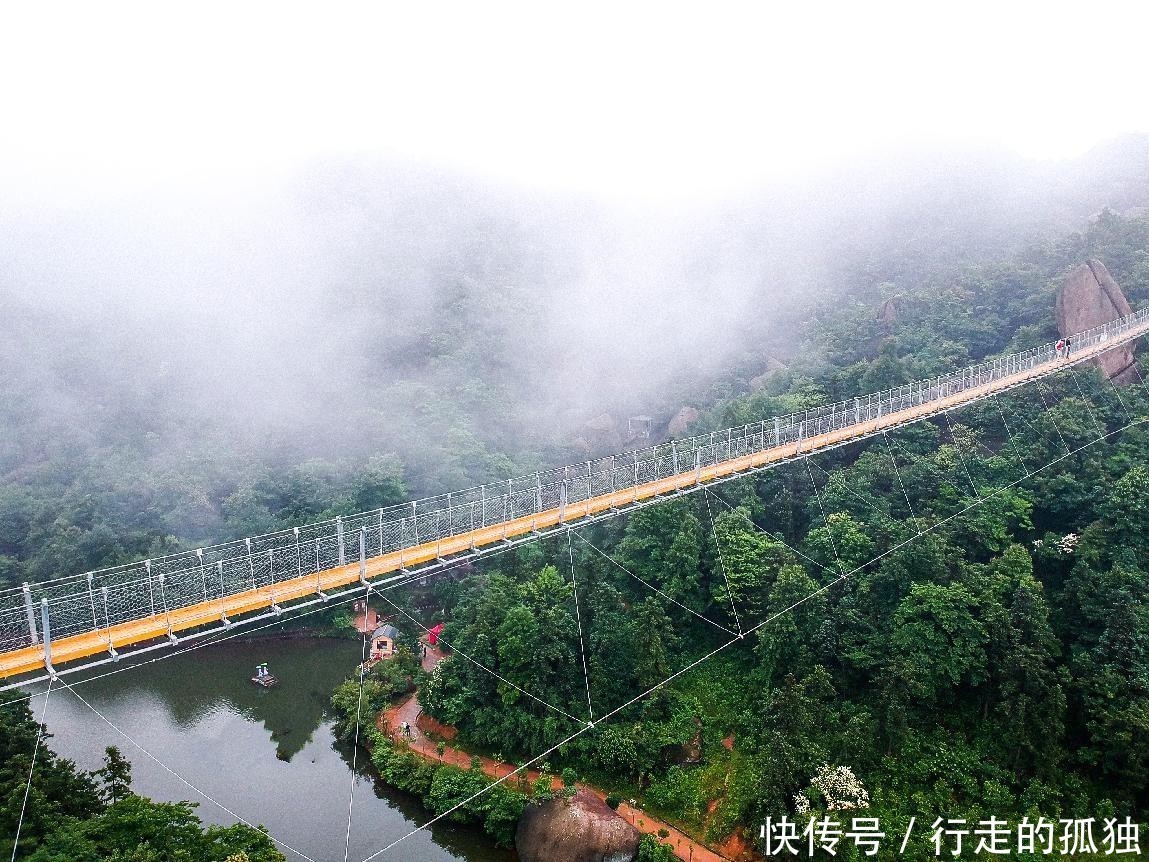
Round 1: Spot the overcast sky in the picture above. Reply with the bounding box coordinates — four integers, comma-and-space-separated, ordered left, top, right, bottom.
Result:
2, 1, 1148, 204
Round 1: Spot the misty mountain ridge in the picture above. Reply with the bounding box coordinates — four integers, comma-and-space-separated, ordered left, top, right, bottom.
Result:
2, 135, 1147, 503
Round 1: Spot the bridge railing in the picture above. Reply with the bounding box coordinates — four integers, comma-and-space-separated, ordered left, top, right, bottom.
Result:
2, 307, 1146, 657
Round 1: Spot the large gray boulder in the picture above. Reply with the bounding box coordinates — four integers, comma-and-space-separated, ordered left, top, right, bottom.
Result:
1056, 259, 1139, 383
667, 406, 700, 438
515, 789, 639, 862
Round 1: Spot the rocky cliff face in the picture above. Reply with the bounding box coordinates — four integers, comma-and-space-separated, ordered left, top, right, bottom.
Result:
515, 789, 639, 862
1056, 259, 1139, 382
667, 406, 700, 438
877, 296, 900, 325
749, 356, 789, 392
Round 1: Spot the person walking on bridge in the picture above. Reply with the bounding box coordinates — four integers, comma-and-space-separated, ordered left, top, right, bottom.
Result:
1056, 339, 1065, 359
1064, 337, 1072, 359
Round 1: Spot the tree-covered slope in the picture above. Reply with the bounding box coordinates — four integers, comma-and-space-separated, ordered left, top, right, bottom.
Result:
408, 211, 1149, 854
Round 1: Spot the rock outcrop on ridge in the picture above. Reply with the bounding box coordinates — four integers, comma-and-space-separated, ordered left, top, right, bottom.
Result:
1056, 259, 1139, 383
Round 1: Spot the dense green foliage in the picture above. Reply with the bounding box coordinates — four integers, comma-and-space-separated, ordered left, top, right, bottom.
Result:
0, 702, 283, 861
330, 645, 426, 738
0, 453, 408, 588
5, 150, 1149, 855
354, 722, 534, 847
403, 212, 1149, 852
637, 834, 678, 861
5, 144, 1147, 593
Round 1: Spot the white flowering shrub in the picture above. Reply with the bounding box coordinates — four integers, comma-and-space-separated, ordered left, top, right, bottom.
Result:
794, 792, 811, 816
1033, 533, 1078, 555
794, 764, 870, 814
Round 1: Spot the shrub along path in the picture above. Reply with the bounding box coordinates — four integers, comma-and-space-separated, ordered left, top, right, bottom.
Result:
379, 655, 734, 862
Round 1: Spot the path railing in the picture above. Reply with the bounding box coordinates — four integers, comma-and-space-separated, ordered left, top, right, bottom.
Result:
1, 308, 1146, 662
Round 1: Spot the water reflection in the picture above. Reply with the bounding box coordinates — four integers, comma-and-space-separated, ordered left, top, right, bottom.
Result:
27, 636, 513, 862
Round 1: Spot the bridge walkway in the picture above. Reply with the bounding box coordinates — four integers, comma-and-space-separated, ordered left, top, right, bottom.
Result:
2, 317, 1147, 681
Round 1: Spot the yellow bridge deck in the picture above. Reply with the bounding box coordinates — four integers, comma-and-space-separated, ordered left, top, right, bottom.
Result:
3, 325, 1147, 681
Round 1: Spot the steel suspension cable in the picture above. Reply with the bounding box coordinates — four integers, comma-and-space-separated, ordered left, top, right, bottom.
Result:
8, 675, 53, 862
879, 430, 922, 530
705, 490, 835, 576
55, 677, 319, 862
343, 584, 371, 862
994, 403, 1029, 482
1034, 382, 1074, 455
1068, 367, 1108, 438
704, 491, 744, 636
1, 538, 527, 704
803, 458, 846, 575
358, 404, 1149, 859
940, 411, 981, 499
572, 531, 739, 637
565, 531, 595, 721
369, 588, 585, 724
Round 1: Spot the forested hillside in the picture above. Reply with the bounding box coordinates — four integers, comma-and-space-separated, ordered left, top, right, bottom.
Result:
3, 141, 1149, 859
391, 209, 1149, 855
2, 139, 1148, 590
0, 701, 283, 860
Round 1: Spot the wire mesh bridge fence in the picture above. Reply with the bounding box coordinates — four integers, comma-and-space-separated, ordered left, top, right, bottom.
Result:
2, 307, 1147, 676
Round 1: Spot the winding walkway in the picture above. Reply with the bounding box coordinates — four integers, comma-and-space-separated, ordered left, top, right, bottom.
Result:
378, 647, 735, 862
9, 310, 1146, 684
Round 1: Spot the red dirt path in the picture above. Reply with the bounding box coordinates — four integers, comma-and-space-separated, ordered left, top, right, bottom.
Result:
379, 645, 736, 862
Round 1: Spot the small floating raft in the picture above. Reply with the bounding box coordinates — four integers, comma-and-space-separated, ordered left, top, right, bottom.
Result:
251, 663, 278, 687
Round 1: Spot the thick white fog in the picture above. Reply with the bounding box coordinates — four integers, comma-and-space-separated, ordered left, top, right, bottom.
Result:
2, 2, 1148, 492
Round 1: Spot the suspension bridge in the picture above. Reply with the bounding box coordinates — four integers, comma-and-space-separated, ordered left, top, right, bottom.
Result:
2, 309, 1148, 689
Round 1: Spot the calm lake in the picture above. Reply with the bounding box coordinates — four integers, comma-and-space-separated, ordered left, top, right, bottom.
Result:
23, 636, 513, 862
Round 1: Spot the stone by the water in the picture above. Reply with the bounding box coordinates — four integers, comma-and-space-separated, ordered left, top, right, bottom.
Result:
515, 788, 640, 862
